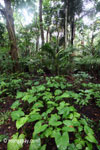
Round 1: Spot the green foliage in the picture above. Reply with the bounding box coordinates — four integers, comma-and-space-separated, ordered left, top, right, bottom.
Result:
0, 111, 11, 125
0, 72, 33, 97
11, 109, 25, 121
54, 131, 69, 150
81, 82, 100, 107
29, 138, 41, 150
73, 71, 93, 82
0, 23, 5, 46
40, 44, 76, 75
9, 76, 99, 149
7, 133, 25, 150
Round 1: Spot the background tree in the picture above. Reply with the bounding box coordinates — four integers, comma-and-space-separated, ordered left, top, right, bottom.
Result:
39, 0, 44, 46
0, 0, 18, 61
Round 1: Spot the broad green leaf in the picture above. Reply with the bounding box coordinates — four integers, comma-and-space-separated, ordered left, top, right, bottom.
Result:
54, 131, 69, 150
54, 89, 62, 96
27, 96, 37, 104
76, 143, 82, 149
42, 107, 54, 119
36, 85, 45, 92
32, 102, 44, 109
16, 92, 24, 99
61, 83, 66, 89
34, 81, 40, 85
44, 127, 53, 137
28, 114, 42, 122
49, 114, 62, 126
34, 121, 48, 135
11, 101, 20, 109
72, 118, 80, 126
68, 113, 74, 119
62, 126, 75, 132
67, 144, 76, 150
73, 112, 80, 118
16, 116, 28, 129
61, 92, 70, 98
7, 133, 25, 150
7, 140, 19, 150
18, 134, 25, 149
55, 96, 62, 101
69, 106, 76, 112
85, 133, 98, 144
63, 120, 73, 126
29, 138, 41, 150
47, 101, 57, 106
74, 139, 85, 147
11, 110, 25, 121
84, 125, 94, 135
57, 102, 69, 115
30, 109, 40, 113
43, 92, 53, 101
78, 126, 83, 132
22, 95, 30, 101
80, 119, 88, 126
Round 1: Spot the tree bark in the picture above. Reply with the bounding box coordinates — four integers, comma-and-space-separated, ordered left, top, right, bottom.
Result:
91, 25, 96, 56
4, 0, 18, 61
36, 34, 39, 51
65, 1, 68, 49
50, 32, 52, 42
39, 0, 44, 46
46, 27, 50, 43
71, 18, 75, 46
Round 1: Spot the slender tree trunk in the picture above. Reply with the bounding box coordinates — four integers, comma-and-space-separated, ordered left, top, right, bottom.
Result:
57, 29, 59, 53
71, 18, 75, 46
46, 27, 50, 43
91, 25, 96, 56
65, 1, 68, 49
39, 0, 44, 46
4, 0, 18, 61
50, 32, 52, 42
36, 34, 39, 51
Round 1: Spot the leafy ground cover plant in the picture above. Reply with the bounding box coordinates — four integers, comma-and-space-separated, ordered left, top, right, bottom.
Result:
8, 76, 99, 150
81, 83, 100, 107
0, 111, 11, 125
73, 71, 93, 83
0, 72, 33, 97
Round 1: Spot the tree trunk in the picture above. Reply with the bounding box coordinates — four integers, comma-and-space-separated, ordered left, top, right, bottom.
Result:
91, 25, 96, 56
4, 0, 18, 61
46, 27, 50, 43
65, 1, 68, 49
50, 32, 52, 42
36, 34, 39, 51
71, 18, 75, 46
39, 0, 44, 46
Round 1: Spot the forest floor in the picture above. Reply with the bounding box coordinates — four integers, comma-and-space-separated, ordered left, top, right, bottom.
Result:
0, 74, 100, 150
1, 99, 100, 150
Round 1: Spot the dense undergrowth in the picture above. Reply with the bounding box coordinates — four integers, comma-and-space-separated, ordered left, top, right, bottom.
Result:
0, 72, 100, 150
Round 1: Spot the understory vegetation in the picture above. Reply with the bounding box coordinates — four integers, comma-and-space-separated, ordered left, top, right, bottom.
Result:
0, 0, 100, 150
